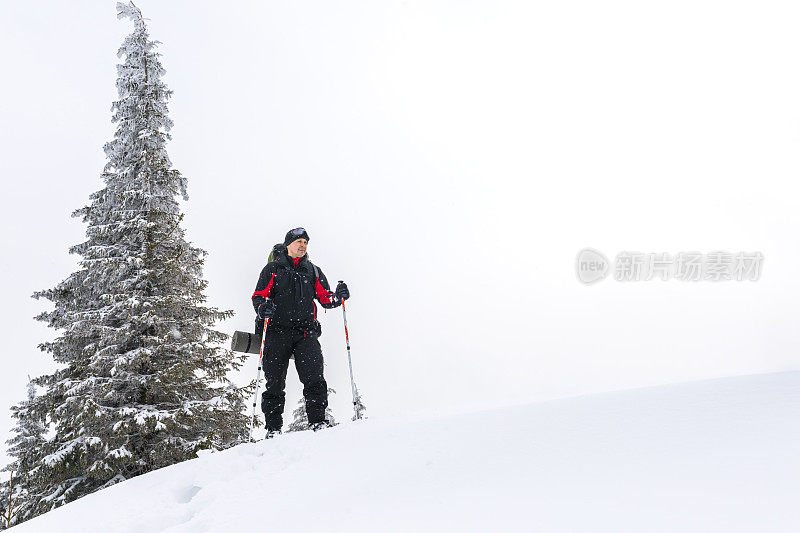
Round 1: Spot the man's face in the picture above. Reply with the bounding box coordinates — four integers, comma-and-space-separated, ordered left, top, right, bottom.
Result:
287, 238, 308, 258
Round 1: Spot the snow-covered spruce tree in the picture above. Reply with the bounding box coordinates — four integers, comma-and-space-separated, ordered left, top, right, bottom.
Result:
287, 388, 337, 432
0, 483, 7, 530
20, 1, 249, 516
1, 380, 48, 526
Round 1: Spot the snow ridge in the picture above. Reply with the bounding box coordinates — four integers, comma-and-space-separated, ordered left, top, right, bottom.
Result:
13, 372, 800, 533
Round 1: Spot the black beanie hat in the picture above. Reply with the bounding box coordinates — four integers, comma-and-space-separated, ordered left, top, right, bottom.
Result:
284, 227, 310, 247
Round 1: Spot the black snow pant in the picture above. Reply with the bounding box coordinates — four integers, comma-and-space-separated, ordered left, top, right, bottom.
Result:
261, 325, 328, 431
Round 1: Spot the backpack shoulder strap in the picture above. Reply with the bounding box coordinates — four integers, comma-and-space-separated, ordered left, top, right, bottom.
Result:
308, 261, 320, 281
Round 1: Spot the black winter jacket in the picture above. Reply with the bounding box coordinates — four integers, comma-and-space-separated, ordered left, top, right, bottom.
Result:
252, 245, 340, 330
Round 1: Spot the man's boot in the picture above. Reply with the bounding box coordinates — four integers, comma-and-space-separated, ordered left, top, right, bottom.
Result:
310, 420, 333, 432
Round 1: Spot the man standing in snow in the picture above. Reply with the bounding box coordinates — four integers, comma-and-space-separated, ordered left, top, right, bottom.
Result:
252, 228, 350, 437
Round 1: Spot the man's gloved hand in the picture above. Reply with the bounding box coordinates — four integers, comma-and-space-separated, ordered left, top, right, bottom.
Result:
257, 300, 276, 319
335, 281, 350, 301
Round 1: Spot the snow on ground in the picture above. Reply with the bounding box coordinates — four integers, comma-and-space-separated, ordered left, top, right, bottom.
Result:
15, 371, 800, 532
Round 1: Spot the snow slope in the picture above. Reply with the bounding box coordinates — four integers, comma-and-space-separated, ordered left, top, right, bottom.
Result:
15, 372, 800, 532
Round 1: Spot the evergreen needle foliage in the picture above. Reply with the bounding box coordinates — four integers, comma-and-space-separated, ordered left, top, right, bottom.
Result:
3, 2, 249, 525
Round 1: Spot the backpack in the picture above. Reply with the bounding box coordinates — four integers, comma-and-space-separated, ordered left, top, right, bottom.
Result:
268, 243, 320, 281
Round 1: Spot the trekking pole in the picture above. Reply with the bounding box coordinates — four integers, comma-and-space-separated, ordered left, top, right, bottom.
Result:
339, 285, 365, 420
249, 315, 270, 441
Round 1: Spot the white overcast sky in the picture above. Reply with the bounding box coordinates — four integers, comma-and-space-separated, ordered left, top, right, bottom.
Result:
1, 1, 799, 465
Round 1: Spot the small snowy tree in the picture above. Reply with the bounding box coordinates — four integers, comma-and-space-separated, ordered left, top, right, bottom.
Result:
0, 478, 9, 530
287, 388, 337, 432
1, 380, 48, 527
11, 2, 249, 521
